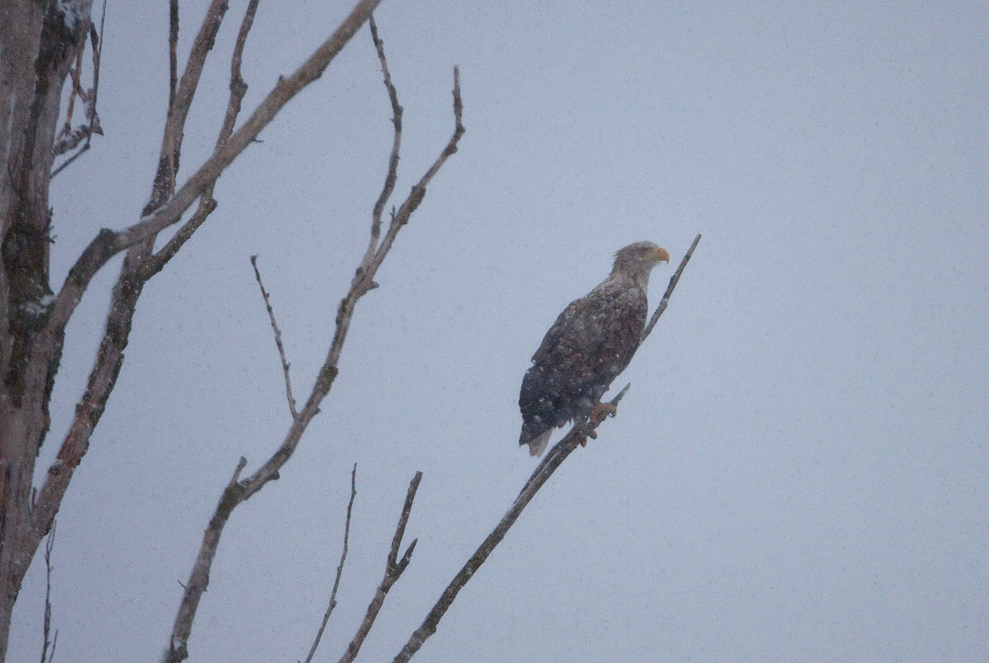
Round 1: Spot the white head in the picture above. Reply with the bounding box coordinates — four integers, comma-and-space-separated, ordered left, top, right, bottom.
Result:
611, 241, 670, 288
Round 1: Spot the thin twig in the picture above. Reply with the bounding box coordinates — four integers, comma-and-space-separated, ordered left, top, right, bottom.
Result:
156, 0, 230, 212
50, 144, 90, 178
352, 66, 464, 299
392, 238, 696, 663
302, 464, 358, 663
44, 633, 57, 663
39, 521, 57, 663
250, 255, 297, 418
356, 14, 403, 279
92, 0, 106, 125
339, 473, 422, 663
50, 0, 106, 177
155, 19, 463, 663
642, 233, 701, 342
143, 0, 258, 278
45, 0, 388, 340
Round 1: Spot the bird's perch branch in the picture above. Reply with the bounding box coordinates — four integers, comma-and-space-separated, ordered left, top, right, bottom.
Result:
642, 233, 701, 342
392, 236, 698, 662
392, 388, 628, 663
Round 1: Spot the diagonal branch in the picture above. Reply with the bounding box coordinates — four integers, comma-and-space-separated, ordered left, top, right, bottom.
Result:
34, 0, 265, 544
392, 238, 698, 663
45, 0, 387, 338
163, 457, 248, 663
642, 233, 701, 342
339, 472, 422, 663
390, 389, 627, 663
152, 0, 230, 213
357, 15, 403, 274
158, 34, 464, 663
302, 464, 358, 663
141, 0, 260, 279
250, 255, 297, 419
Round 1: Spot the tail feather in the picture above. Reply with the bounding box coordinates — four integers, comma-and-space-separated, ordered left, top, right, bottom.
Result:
525, 429, 553, 457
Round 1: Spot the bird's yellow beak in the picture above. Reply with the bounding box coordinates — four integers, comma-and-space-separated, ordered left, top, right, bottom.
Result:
656, 247, 670, 264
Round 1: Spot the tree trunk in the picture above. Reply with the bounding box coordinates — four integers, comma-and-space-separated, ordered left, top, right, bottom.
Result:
0, 1, 93, 658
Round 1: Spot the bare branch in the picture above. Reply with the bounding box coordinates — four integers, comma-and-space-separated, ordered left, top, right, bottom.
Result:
154, 0, 230, 212
354, 66, 464, 298
33, 0, 262, 543
143, 0, 259, 277
162, 457, 247, 663
157, 22, 464, 662
39, 522, 57, 663
339, 472, 422, 663
169, 0, 179, 113
642, 233, 701, 342
303, 464, 358, 663
31, 242, 150, 543
47, 0, 388, 337
250, 255, 297, 419
357, 15, 403, 276
390, 390, 621, 663
392, 239, 696, 663
50, 1, 106, 177
238, 57, 464, 504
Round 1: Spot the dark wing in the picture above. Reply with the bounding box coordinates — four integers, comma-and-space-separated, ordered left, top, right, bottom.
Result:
519, 281, 647, 447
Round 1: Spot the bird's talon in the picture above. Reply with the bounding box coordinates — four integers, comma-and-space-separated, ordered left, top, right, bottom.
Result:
588, 401, 618, 426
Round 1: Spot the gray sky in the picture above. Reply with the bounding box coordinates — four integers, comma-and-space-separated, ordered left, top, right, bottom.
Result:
9, 0, 989, 661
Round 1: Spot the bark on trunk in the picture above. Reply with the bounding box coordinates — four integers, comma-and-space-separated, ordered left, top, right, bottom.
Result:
0, 2, 93, 658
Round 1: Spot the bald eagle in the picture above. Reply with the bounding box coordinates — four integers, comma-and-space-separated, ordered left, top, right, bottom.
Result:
518, 241, 670, 456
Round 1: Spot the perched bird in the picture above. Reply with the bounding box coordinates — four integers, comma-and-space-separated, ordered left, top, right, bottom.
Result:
518, 241, 670, 456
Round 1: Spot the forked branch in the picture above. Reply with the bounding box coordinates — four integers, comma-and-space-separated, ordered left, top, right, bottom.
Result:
160, 23, 464, 662
45, 0, 388, 339
338, 472, 422, 663
31, 0, 260, 550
